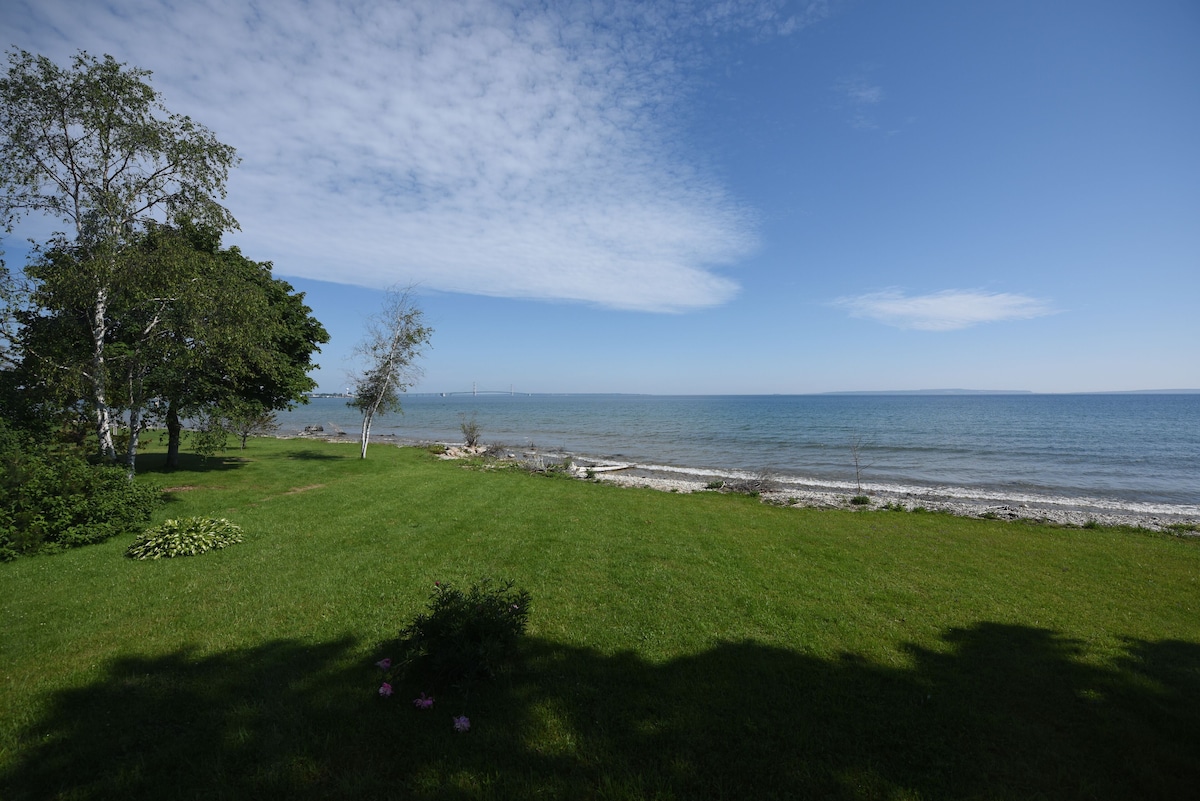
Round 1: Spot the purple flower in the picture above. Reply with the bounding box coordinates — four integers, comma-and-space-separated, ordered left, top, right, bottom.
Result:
376, 657, 392, 670
378, 682, 393, 697
453, 715, 471, 732
413, 693, 434, 709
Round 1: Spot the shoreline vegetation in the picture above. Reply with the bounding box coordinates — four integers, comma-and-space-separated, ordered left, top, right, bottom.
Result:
287, 431, 1200, 533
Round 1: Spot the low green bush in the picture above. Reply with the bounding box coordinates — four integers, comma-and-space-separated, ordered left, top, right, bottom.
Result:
391, 578, 531, 684
125, 517, 244, 560
850, 495, 871, 505
0, 422, 161, 560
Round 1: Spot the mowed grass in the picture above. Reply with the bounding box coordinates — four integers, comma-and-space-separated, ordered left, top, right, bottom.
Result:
2, 437, 1197, 800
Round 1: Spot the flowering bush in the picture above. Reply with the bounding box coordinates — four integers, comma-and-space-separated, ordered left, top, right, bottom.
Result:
372, 578, 531, 733
398, 578, 531, 683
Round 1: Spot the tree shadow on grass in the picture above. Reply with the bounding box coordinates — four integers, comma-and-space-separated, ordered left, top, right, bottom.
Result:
283, 448, 352, 460
3, 624, 1196, 800
136, 451, 251, 474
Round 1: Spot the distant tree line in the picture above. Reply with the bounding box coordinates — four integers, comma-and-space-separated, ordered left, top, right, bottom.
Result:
0, 49, 329, 557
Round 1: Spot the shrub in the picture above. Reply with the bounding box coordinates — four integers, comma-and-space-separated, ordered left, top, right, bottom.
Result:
850, 495, 871, 506
395, 578, 531, 684
125, 517, 244, 560
0, 422, 161, 560
460, 413, 481, 448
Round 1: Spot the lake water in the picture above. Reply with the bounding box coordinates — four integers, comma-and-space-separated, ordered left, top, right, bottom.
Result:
276, 394, 1200, 513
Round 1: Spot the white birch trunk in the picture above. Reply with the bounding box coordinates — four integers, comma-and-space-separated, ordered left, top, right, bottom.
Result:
125, 407, 141, 476
125, 364, 145, 476
90, 286, 117, 461
359, 411, 373, 459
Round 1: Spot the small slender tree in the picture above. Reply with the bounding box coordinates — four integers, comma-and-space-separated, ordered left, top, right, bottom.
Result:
348, 287, 432, 458
223, 405, 280, 449
850, 436, 875, 497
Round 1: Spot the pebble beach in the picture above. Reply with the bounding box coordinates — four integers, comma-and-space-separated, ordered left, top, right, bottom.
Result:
426, 442, 1200, 533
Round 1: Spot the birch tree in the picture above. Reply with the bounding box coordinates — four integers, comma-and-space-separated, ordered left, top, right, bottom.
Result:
349, 288, 432, 459
19, 223, 328, 471
0, 49, 238, 462
0, 256, 26, 372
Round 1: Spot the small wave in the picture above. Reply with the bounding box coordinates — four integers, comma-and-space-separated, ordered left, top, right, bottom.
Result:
587, 458, 1200, 517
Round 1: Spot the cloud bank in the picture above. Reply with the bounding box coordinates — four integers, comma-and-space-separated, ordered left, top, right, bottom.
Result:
6, 0, 826, 312
831, 289, 1056, 331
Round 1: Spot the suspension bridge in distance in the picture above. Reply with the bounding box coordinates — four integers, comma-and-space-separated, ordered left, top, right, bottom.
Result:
418, 383, 529, 397
313, 384, 536, 399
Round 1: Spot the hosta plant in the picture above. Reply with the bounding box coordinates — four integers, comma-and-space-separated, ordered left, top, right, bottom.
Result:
125, 517, 243, 560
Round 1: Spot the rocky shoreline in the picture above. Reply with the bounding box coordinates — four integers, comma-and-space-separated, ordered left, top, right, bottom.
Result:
302, 434, 1200, 534
420, 443, 1190, 532
586, 467, 1199, 533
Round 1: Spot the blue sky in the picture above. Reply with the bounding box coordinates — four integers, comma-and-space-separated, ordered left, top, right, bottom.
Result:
5, 0, 1198, 394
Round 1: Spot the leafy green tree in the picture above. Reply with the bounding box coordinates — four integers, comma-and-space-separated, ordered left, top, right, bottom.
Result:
0, 49, 238, 462
0, 252, 21, 372
0, 254, 46, 434
223, 408, 280, 450
349, 288, 432, 458
20, 223, 329, 471
149, 228, 328, 468
19, 222, 208, 469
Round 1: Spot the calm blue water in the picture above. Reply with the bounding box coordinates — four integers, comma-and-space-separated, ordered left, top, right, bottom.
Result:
276, 394, 1200, 510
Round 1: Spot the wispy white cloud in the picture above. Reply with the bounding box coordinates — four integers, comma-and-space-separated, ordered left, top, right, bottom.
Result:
834, 73, 884, 130
831, 289, 1057, 331
5, 0, 817, 312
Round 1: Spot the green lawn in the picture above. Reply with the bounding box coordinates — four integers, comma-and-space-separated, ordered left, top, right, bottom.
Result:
2, 438, 1197, 799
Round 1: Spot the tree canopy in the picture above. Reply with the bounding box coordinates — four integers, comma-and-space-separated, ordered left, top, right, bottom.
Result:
1, 49, 239, 464
17, 222, 329, 469
148, 225, 330, 467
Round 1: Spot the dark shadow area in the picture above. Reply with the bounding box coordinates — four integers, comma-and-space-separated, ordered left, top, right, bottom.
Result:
136, 451, 251, 474
282, 448, 351, 461
3, 624, 1196, 800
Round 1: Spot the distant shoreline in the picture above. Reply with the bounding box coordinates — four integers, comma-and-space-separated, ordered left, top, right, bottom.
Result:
313, 389, 1200, 398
